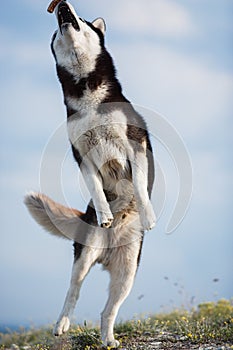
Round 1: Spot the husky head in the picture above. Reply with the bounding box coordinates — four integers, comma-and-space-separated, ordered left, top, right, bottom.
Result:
51, 1, 106, 77
50, 1, 125, 116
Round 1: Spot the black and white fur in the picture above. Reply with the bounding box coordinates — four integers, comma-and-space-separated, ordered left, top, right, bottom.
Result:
25, 1, 156, 347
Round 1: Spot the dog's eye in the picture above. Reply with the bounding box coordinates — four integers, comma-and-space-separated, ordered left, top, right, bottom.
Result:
79, 18, 85, 23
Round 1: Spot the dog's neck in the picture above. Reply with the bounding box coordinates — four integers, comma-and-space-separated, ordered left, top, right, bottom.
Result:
56, 48, 128, 118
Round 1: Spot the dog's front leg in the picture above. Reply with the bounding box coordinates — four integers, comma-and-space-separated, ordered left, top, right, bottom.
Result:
81, 160, 113, 228
131, 150, 156, 231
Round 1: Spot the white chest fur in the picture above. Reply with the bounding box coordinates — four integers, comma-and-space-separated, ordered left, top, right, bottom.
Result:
66, 82, 110, 113
67, 109, 129, 171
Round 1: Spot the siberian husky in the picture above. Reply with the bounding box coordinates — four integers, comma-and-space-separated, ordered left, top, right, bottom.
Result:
25, 1, 156, 347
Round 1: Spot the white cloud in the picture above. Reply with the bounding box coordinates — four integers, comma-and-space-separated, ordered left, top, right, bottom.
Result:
111, 42, 233, 139
192, 150, 232, 206
0, 26, 52, 69
149, 47, 233, 134
0, 78, 64, 136
100, 0, 196, 38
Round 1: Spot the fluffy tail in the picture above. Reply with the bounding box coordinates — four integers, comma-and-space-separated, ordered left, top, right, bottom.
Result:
24, 192, 84, 240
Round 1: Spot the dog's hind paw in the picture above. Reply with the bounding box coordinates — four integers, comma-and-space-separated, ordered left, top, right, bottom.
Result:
102, 339, 120, 348
53, 316, 70, 336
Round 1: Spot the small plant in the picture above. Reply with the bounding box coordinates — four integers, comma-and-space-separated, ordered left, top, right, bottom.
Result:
69, 326, 101, 349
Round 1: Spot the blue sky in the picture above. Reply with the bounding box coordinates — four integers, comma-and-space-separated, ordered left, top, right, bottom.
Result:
0, 0, 232, 327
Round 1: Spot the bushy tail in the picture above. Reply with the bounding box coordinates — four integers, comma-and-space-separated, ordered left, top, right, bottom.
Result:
24, 192, 84, 240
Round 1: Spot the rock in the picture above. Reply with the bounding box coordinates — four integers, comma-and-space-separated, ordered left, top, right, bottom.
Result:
10, 345, 19, 350
179, 336, 188, 341
150, 341, 162, 348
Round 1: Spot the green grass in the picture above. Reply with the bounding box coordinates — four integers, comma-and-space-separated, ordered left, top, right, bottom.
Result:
1, 299, 233, 349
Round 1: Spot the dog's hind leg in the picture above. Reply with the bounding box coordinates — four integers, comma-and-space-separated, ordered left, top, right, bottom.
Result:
101, 242, 140, 348
54, 246, 99, 336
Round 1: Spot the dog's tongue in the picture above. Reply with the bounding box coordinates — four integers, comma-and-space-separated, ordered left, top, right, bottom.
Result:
47, 0, 66, 13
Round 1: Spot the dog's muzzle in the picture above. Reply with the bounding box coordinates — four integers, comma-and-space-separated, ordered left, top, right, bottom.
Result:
57, 2, 80, 34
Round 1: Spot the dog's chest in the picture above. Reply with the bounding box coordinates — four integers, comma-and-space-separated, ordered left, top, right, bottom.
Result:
67, 110, 129, 171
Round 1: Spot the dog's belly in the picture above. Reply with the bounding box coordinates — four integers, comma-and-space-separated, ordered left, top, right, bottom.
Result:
87, 138, 132, 196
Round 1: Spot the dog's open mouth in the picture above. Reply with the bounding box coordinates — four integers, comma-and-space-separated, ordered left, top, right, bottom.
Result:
57, 2, 80, 33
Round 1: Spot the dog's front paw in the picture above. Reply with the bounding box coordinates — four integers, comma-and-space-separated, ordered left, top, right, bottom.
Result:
97, 211, 114, 228
140, 202, 156, 231
53, 316, 70, 336
101, 218, 113, 228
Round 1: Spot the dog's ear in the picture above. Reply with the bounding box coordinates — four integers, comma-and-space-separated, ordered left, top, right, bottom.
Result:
92, 18, 106, 35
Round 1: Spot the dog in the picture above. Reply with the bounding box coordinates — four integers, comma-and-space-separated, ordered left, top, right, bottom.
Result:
24, 1, 156, 347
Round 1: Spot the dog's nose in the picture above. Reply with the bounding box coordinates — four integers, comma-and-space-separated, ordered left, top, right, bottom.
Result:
58, 0, 67, 8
